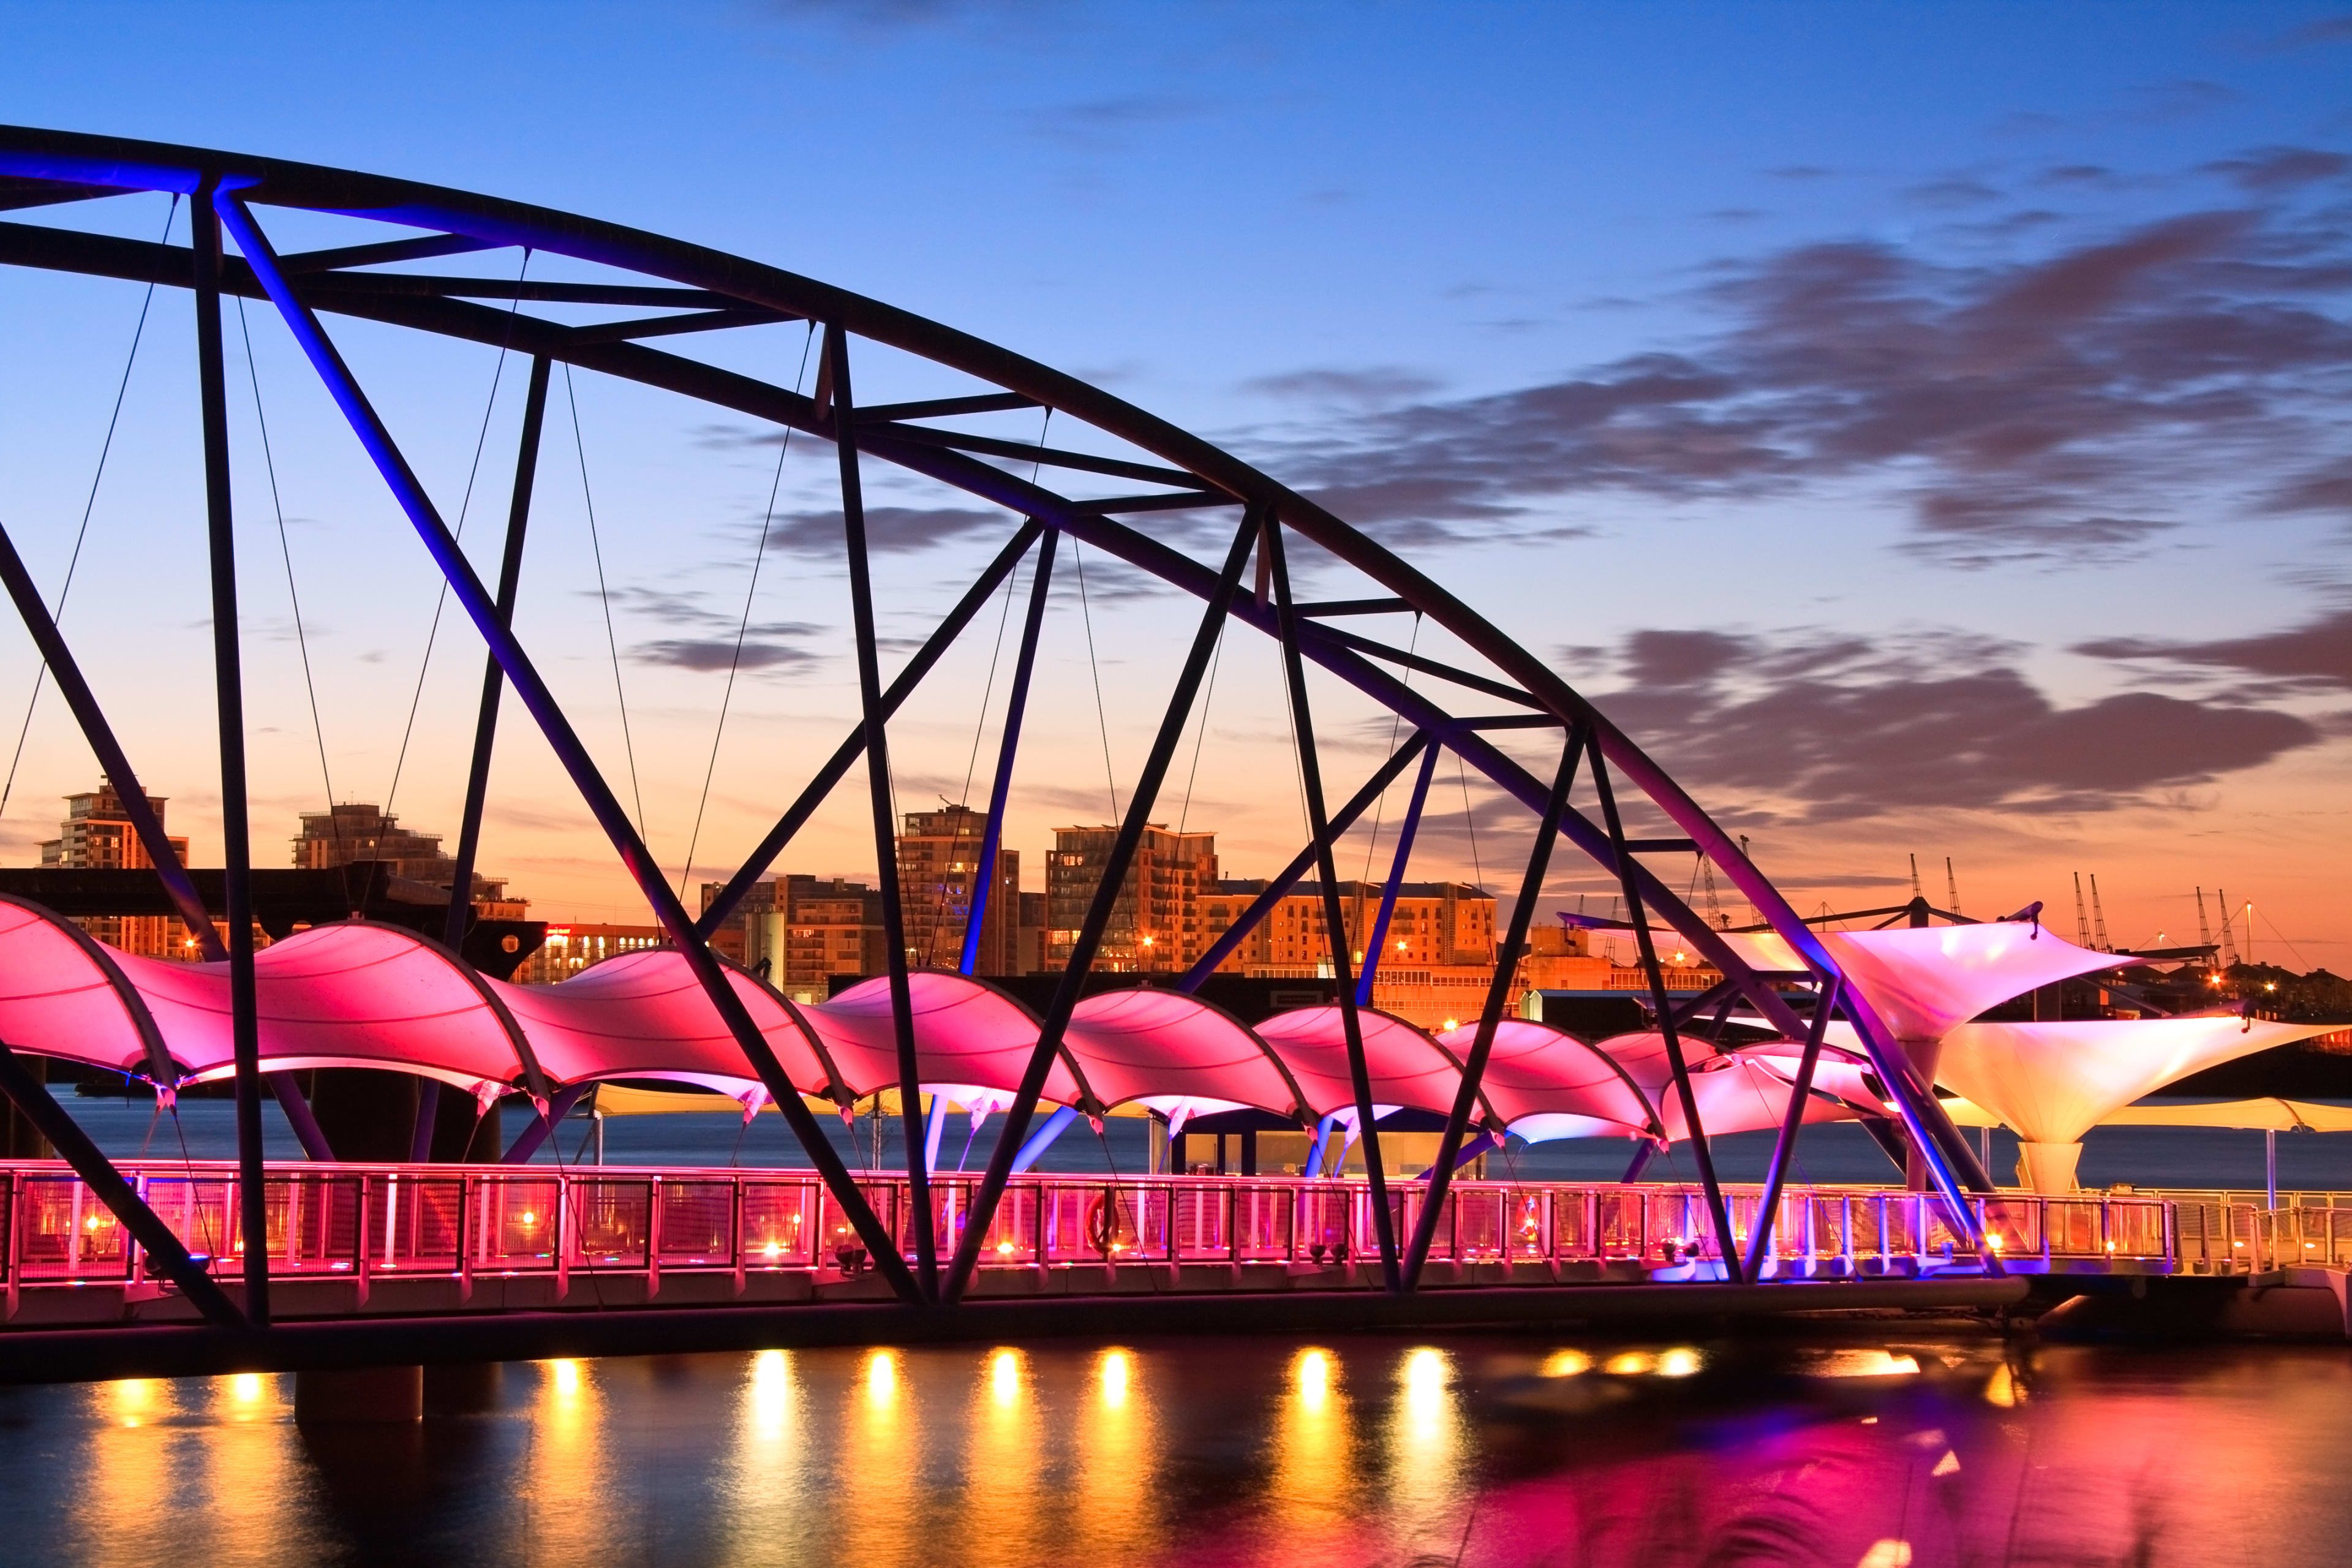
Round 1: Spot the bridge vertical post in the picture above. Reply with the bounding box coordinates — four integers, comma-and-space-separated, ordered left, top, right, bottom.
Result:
219, 193, 922, 1306
693, 524, 1040, 942
1743, 976, 1841, 1280
1173, 733, 1429, 993
960, 528, 1055, 978
421, 353, 551, 1164
942, 507, 1257, 1304
823, 322, 936, 1299
1262, 516, 1400, 1293
1354, 739, 1441, 1006
1403, 729, 1580, 1290
194, 179, 272, 1324
1587, 736, 1743, 1284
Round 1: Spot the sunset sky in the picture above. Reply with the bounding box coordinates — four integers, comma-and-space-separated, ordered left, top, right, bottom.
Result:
0, 2, 2346, 964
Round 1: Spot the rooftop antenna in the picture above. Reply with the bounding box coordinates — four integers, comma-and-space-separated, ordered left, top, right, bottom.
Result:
2217, 888, 2240, 968
1945, 857, 1962, 919
2073, 872, 2093, 949
2089, 874, 2111, 952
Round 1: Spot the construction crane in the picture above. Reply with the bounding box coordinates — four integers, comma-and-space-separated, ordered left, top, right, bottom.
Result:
2089, 874, 2111, 952
1738, 835, 1757, 926
1945, 858, 1962, 919
1697, 854, 1726, 929
2196, 887, 2213, 951
1910, 854, 1923, 899
2073, 873, 2094, 949
2217, 887, 2240, 968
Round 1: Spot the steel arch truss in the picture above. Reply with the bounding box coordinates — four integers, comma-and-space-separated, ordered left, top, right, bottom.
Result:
0, 127, 1997, 1312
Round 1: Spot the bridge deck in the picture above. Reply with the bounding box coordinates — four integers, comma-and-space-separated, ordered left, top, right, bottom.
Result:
0, 1158, 2281, 1330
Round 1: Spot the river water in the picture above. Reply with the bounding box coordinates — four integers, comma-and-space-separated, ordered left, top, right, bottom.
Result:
15, 1099, 2352, 1564
0, 1329, 2345, 1566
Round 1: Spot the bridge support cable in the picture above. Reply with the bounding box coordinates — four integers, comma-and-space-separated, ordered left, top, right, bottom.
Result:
418, 353, 554, 1164
1403, 730, 1582, 1291
1355, 739, 1441, 1006
1263, 516, 1401, 1293
692, 520, 1044, 941
1743, 977, 1841, 1281
943, 508, 1259, 1305
960, 528, 1056, 977
1588, 736, 1743, 1284
216, 193, 924, 1307
1174, 731, 1431, 993
824, 323, 937, 1300
194, 181, 273, 1326
0, 1042, 246, 1329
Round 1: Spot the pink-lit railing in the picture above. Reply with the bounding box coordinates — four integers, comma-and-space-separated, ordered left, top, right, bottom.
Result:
0, 1161, 2223, 1306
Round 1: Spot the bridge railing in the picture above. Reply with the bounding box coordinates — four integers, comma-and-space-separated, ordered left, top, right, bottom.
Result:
0, 1161, 2256, 1303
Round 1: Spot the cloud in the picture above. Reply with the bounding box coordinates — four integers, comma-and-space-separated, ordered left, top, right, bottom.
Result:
634, 638, 820, 673
1579, 625, 2321, 823
594, 585, 829, 674
1243, 187, 2352, 565
2076, 605, 2352, 693
762, 505, 1012, 556
2205, 146, 2352, 192
1240, 367, 1444, 408
1023, 92, 1215, 149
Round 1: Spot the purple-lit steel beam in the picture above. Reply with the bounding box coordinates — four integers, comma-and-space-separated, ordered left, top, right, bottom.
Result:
194, 184, 272, 1324
960, 529, 1055, 977
420, 354, 551, 1164
1588, 736, 1741, 1283
824, 323, 936, 1300
1354, 740, 1441, 1006
1743, 977, 1840, 1280
1175, 732, 1431, 992
217, 193, 922, 1306
1263, 517, 1400, 1292
942, 508, 1259, 1305
0, 522, 225, 984
1402, 732, 1580, 1291
694, 520, 1042, 941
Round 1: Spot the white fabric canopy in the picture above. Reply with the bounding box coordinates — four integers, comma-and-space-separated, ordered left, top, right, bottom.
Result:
1933, 1017, 2334, 1145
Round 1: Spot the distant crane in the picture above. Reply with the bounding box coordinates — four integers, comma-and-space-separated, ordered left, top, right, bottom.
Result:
1910, 854, 1923, 899
2073, 873, 2094, 949
2196, 887, 2213, 952
2217, 888, 2241, 968
1738, 835, 1757, 925
1945, 858, 1962, 919
2089, 874, 2111, 952
1697, 854, 1727, 929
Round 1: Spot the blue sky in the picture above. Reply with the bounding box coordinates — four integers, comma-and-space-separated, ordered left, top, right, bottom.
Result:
0, 1, 2346, 960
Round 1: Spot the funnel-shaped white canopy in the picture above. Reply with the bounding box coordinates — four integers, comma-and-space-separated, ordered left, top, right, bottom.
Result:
1934, 1017, 2332, 1145
1707, 923, 2123, 1042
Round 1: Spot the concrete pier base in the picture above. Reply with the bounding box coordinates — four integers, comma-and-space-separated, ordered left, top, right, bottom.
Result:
295, 1363, 423, 1423
423, 1360, 502, 1417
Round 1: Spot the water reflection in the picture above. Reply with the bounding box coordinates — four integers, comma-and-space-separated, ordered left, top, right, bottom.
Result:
1383, 1346, 1471, 1555
1266, 1345, 1357, 1549
1071, 1346, 1157, 1558
3, 1336, 2351, 1564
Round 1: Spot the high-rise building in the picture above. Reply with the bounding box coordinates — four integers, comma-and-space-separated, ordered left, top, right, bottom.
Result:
697, 875, 888, 999
292, 802, 521, 913
1197, 878, 1499, 1030
40, 780, 191, 959
1046, 823, 1217, 973
895, 803, 1020, 975
513, 922, 668, 984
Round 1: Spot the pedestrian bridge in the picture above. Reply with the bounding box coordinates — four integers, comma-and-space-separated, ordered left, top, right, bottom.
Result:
0, 1159, 2266, 1326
